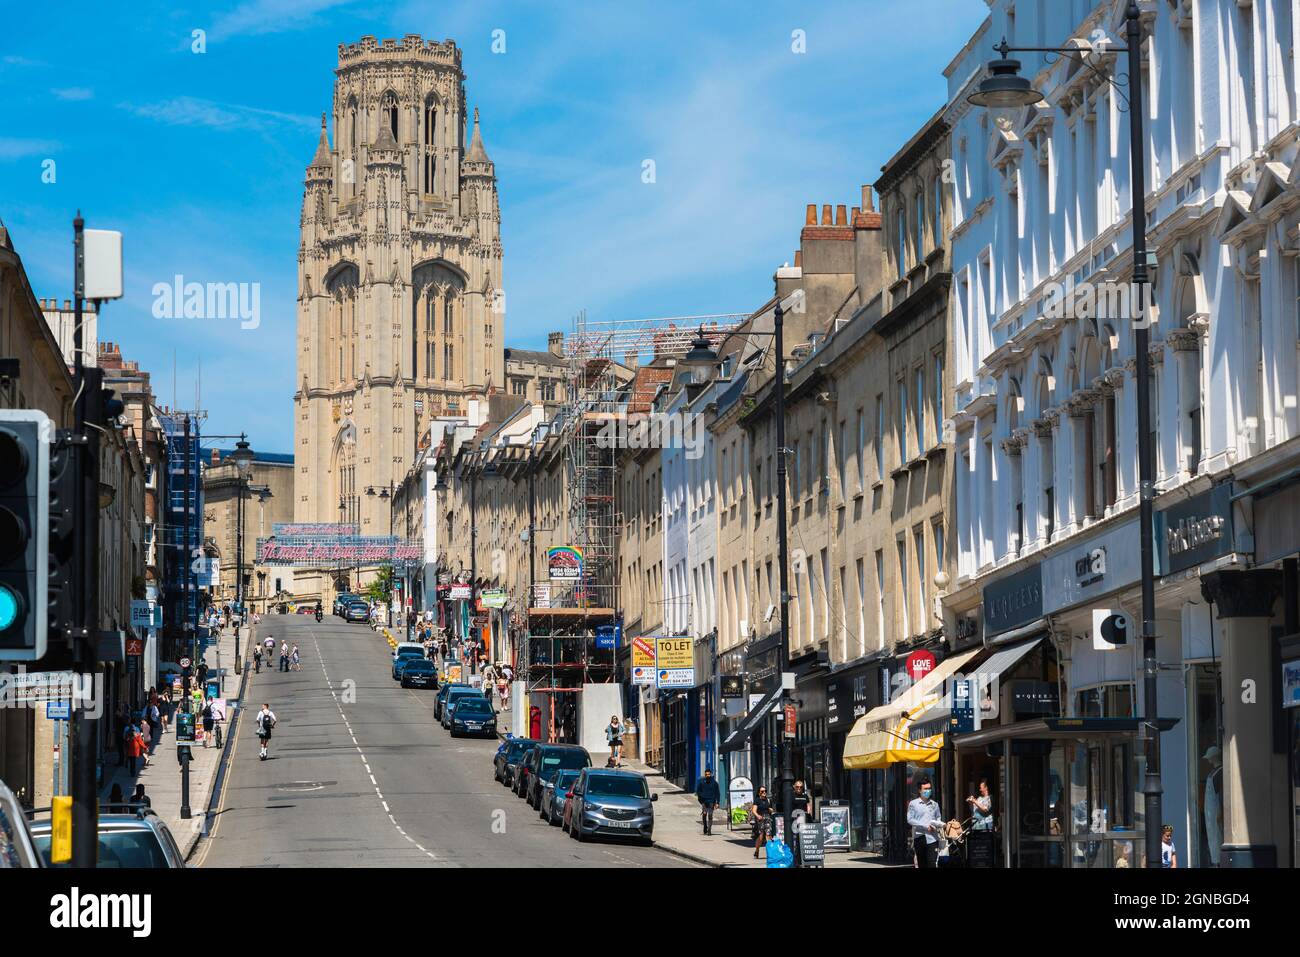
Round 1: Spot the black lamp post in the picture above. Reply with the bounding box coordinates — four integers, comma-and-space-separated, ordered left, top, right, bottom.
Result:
230, 437, 254, 621
968, 4, 1162, 867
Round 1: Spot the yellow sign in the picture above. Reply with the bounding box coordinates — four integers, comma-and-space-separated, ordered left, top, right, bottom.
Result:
631, 636, 656, 669
50, 795, 72, 863
655, 637, 693, 670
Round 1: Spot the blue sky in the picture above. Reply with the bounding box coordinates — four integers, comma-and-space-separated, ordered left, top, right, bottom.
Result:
0, 0, 988, 453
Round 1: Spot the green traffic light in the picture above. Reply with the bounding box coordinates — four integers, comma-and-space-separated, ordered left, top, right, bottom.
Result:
0, 583, 20, 632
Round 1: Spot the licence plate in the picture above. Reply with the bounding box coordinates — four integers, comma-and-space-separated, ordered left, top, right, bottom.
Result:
607, 820, 634, 828
465, 722, 481, 729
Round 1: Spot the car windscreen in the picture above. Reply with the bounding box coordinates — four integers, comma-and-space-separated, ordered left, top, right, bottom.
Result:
540, 749, 590, 772
585, 775, 649, 799
552, 771, 580, 788
36, 829, 171, 868
403, 660, 433, 672
506, 742, 533, 759
454, 699, 492, 714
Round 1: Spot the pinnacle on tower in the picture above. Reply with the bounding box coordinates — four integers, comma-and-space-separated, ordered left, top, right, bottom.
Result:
309, 113, 331, 168
466, 106, 491, 165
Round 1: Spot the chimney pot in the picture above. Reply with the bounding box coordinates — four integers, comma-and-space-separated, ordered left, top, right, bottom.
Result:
821, 204, 832, 226
63, 299, 71, 310
624, 351, 640, 370
851, 206, 860, 221
835, 204, 847, 226
805, 204, 817, 226
861, 185, 874, 211
794, 251, 802, 267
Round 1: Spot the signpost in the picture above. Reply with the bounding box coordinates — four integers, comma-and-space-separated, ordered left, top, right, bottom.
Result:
631, 635, 656, 685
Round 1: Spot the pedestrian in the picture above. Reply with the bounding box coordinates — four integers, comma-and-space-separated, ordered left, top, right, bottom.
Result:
291, 645, 301, 671
254, 646, 263, 673
201, 699, 215, 748
696, 768, 720, 835
108, 783, 125, 805
138, 718, 152, 766
966, 778, 994, 831
907, 775, 943, 868
159, 688, 172, 731
751, 785, 772, 858
605, 715, 624, 766
114, 701, 130, 765
196, 660, 209, 688
255, 703, 277, 760
1161, 825, 1178, 868
279, 640, 290, 672
125, 724, 144, 775
131, 784, 151, 808
498, 678, 510, 713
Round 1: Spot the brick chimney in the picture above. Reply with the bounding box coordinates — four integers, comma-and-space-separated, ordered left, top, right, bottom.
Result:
547, 331, 564, 357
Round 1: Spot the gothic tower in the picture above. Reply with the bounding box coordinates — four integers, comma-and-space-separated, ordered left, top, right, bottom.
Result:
293, 34, 504, 597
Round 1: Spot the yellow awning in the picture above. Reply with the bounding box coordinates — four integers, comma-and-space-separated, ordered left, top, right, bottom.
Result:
841, 648, 979, 770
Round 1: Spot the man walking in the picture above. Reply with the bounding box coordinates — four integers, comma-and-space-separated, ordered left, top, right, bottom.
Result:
255, 702, 277, 760
279, 640, 290, 672
695, 768, 720, 835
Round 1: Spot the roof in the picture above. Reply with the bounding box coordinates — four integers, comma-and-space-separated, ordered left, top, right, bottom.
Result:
504, 347, 565, 368
626, 366, 672, 413
465, 107, 491, 164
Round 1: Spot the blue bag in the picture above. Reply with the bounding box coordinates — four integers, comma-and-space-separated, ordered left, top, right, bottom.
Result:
765, 837, 794, 868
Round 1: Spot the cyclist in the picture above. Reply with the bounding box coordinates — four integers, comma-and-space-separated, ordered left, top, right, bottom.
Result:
695, 767, 720, 835
255, 702, 277, 760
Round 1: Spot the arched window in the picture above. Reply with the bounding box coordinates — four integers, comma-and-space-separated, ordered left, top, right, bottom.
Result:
1176, 264, 1204, 473
423, 95, 437, 194
381, 91, 399, 143
411, 263, 464, 384
326, 264, 359, 387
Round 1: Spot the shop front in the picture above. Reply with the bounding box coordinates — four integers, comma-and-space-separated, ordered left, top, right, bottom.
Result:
826, 658, 884, 851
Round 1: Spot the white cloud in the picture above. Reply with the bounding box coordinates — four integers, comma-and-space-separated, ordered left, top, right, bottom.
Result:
118, 95, 317, 132
209, 0, 359, 39
0, 137, 59, 160
52, 86, 93, 101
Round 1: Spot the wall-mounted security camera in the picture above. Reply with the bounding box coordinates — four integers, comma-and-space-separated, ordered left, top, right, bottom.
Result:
763, 604, 776, 623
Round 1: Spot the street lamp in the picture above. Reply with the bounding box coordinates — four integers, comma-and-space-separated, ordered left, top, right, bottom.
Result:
967, 4, 1164, 867
230, 437, 253, 622
674, 326, 719, 390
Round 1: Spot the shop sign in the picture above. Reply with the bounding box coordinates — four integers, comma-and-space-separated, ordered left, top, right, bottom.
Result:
905, 650, 936, 682
952, 678, 975, 733
783, 702, 797, 738
1157, 484, 1233, 575
130, 600, 152, 629
720, 675, 745, 699
449, 584, 471, 601
982, 563, 1043, 637
1010, 680, 1059, 717
481, 589, 507, 609
532, 584, 550, 608
547, 546, 583, 581
1042, 517, 1141, 617
657, 668, 693, 688
827, 664, 877, 731
594, 624, 618, 649
126, 637, 144, 657
1283, 659, 1300, 709
820, 801, 851, 850
656, 636, 695, 686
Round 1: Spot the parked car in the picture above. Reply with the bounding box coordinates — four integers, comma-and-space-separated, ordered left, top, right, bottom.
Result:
542, 768, 582, 826
29, 803, 186, 867
440, 688, 485, 729
345, 601, 371, 623
493, 738, 536, 786
392, 641, 425, 660
434, 683, 472, 722
524, 744, 592, 809
448, 696, 497, 737
333, 593, 357, 616
0, 781, 40, 868
513, 744, 542, 798
400, 658, 437, 689
563, 768, 656, 845
391, 649, 425, 680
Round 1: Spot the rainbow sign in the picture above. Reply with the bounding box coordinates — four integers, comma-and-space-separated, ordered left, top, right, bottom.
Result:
546, 546, 583, 581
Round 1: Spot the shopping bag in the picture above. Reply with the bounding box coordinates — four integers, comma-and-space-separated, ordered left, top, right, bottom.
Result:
765, 837, 794, 868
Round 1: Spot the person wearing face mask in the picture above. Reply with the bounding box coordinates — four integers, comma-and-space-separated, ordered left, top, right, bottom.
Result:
907, 775, 944, 868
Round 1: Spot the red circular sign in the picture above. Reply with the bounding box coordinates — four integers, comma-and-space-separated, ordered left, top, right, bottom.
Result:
905, 650, 936, 682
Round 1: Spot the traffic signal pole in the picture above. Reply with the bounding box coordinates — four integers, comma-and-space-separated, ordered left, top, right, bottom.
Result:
70, 213, 101, 867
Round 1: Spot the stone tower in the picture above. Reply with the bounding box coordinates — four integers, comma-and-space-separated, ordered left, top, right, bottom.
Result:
293, 34, 504, 597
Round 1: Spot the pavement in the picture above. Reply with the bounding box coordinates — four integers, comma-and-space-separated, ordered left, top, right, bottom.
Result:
192, 613, 692, 868
98, 620, 251, 860
600, 757, 898, 869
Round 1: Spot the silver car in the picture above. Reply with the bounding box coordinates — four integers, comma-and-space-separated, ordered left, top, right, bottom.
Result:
563, 768, 657, 845
29, 804, 185, 868
541, 768, 582, 826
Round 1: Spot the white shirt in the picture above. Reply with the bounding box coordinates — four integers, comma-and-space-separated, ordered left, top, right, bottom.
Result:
906, 796, 943, 844
257, 708, 276, 731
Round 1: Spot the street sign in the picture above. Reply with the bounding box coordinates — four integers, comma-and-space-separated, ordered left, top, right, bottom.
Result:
783, 702, 797, 739
46, 701, 71, 720
179, 657, 191, 669
125, 637, 143, 657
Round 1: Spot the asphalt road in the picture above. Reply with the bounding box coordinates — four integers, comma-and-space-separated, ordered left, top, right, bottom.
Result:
196, 613, 692, 868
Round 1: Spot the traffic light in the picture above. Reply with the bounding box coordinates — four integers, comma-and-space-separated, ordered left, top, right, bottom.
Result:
45, 430, 80, 666
0, 410, 50, 660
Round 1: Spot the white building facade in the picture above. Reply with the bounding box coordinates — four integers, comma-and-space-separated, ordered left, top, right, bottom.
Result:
944, 0, 1300, 868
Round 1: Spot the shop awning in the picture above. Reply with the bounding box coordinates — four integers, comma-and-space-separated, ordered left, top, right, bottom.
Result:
910, 636, 1045, 734
719, 684, 783, 754
952, 716, 1180, 749
841, 704, 946, 770
841, 648, 979, 770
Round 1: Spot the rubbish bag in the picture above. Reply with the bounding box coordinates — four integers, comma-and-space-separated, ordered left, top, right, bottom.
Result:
765, 838, 794, 868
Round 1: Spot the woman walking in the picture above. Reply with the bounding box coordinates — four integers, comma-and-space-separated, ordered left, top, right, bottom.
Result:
605, 715, 624, 767
751, 786, 772, 858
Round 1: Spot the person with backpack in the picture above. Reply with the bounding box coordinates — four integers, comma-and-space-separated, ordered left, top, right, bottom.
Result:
255, 703, 277, 760
201, 700, 215, 748
254, 646, 263, 673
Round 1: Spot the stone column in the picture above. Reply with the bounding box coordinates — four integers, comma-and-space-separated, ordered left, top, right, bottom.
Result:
1199, 569, 1286, 868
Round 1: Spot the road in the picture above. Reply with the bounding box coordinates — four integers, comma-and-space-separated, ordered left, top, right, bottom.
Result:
196, 613, 692, 868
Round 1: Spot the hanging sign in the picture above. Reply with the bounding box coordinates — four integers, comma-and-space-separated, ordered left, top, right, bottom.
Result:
547, 546, 583, 581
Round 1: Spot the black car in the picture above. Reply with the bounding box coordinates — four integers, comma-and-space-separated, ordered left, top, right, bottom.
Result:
513, 745, 542, 799
524, 744, 592, 809
493, 738, 537, 786
440, 688, 486, 729
434, 683, 472, 721
400, 658, 437, 689
448, 696, 497, 737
